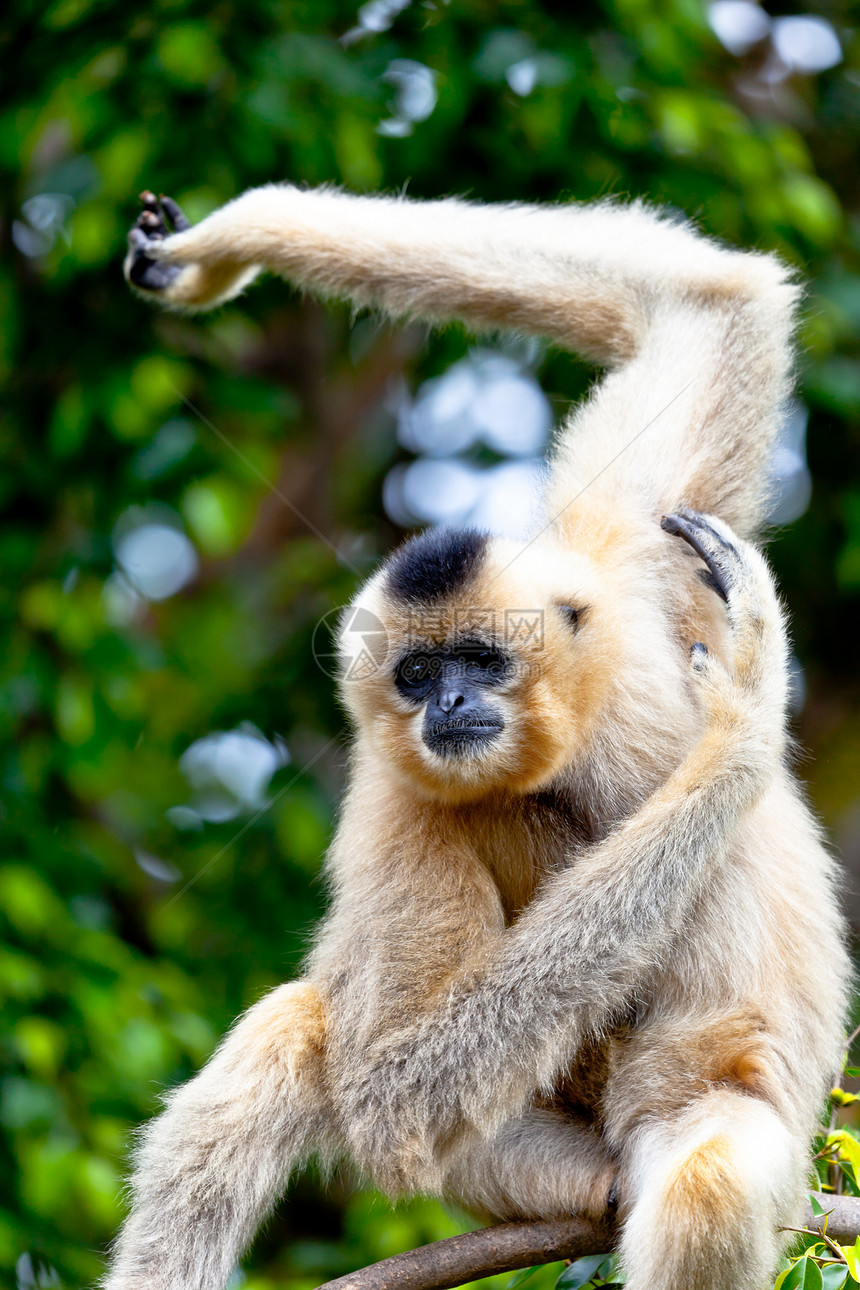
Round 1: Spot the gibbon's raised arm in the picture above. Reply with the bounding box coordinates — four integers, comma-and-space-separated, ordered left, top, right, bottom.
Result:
127, 187, 783, 362
126, 187, 799, 536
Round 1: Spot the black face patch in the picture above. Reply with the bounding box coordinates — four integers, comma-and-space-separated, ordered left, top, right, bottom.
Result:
394, 641, 511, 702
384, 528, 487, 605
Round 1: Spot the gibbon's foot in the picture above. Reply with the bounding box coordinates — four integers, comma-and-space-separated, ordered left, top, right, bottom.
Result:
660, 509, 739, 603
126, 191, 190, 292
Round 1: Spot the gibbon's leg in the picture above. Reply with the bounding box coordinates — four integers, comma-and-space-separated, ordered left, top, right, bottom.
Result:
440, 1107, 618, 1223
618, 1090, 800, 1290
123, 188, 797, 534
337, 513, 791, 1177
103, 981, 333, 1290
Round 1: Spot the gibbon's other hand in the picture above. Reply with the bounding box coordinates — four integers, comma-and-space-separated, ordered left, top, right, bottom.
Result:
660, 509, 740, 603
125, 191, 190, 293
661, 507, 788, 741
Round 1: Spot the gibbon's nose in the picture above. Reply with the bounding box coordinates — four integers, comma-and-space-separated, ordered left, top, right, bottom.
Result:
438, 688, 466, 714
422, 681, 505, 758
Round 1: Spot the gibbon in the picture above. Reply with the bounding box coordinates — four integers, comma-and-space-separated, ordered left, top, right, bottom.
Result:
105, 185, 850, 1290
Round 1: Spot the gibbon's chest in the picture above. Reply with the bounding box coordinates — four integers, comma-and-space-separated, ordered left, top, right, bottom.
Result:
469, 793, 592, 924
472, 797, 631, 1115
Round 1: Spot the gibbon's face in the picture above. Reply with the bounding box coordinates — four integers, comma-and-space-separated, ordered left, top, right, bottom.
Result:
338, 528, 626, 803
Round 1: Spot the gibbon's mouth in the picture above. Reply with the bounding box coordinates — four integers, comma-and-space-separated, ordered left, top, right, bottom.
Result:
424, 717, 505, 757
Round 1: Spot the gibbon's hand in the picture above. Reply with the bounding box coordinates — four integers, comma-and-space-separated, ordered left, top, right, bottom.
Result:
123, 191, 259, 310
125, 191, 190, 293
662, 508, 789, 756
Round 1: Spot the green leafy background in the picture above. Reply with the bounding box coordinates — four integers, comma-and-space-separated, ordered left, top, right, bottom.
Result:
1, 1, 859, 1286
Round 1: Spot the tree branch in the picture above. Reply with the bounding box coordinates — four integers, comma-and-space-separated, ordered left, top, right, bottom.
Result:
806, 1192, 860, 1243
314, 1194, 860, 1290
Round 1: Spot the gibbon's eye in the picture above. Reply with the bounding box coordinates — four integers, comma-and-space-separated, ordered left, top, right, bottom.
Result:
400, 655, 431, 684
455, 643, 510, 680
558, 605, 584, 632
394, 651, 439, 698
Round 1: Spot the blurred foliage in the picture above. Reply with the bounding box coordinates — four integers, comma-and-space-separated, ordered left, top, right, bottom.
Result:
1, 0, 859, 1286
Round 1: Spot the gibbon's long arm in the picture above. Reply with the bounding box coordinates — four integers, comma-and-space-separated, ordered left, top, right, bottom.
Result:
126, 188, 799, 536
311, 512, 791, 1182
127, 187, 784, 363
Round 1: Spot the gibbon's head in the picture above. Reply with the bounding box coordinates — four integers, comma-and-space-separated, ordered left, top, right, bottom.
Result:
336, 525, 648, 804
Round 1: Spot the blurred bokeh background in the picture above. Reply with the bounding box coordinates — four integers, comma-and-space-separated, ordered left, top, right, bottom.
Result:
1, 1, 859, 1286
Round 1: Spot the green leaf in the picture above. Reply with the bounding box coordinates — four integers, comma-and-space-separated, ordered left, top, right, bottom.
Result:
828, 1133, 860, 1173
600, 1255, 627, 1285
810, 1194, 827, 1217
556, 1255, 613, 1290
844, 1239, 860, 1283
508, 1268, 540, 1289
820, 1265, 849, 1290
781, 1257, 824, 1290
